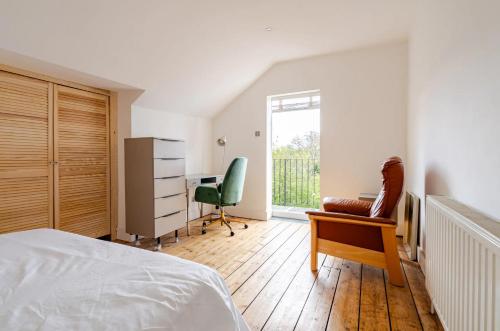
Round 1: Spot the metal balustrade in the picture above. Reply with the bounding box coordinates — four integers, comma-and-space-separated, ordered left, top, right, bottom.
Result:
272, 158, 320, 209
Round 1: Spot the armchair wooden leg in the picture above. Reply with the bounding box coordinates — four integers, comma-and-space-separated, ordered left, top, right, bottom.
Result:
381, 227, 404, 287
310, 219, 318, 271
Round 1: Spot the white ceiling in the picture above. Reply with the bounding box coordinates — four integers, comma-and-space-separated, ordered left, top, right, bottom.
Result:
0, 0, 414, 117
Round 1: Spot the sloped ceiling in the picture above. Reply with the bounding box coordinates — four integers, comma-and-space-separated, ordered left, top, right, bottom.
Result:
0, 0, 413, 117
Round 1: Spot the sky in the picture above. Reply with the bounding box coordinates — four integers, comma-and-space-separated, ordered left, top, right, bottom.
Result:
272, 108, 320, 148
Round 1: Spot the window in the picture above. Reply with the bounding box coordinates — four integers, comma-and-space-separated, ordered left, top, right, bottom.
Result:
271, 91, 320, 113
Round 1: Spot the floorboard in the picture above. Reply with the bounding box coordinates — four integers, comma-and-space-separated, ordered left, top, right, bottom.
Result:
326, 260, 361, 330
398, 240, 444, 331
225, 224, 303, 292
217, 222, 295, 278
359, 264, 390, 330
131, 218, 443, 331
232, 226, 309, 310
242, 234, 310, 329
295, 255, 343, 331
384, 267, 422, 331
262, 253, 327, 331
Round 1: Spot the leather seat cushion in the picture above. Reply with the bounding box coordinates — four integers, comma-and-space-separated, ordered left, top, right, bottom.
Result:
323, 197, 372, 217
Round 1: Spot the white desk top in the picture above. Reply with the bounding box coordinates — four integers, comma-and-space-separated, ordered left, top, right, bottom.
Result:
186, 174, 223, 180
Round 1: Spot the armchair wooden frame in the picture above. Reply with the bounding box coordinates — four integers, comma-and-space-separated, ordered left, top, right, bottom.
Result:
308, 212, 404, 287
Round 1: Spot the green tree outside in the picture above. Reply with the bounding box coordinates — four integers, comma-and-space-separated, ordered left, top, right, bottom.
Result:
272, 131, 320, 209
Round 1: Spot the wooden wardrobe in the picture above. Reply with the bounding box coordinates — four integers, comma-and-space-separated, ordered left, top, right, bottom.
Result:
0, 67, 117, 239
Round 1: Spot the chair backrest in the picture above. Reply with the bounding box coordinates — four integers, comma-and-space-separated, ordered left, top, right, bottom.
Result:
370, 156, 404, 218
221, 157, 248, 205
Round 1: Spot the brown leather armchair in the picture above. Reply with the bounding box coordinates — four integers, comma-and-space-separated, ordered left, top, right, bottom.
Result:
307, 156, 405, 286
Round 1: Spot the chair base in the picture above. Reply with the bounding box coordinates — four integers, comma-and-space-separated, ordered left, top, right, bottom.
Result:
201, 209, 248, 236
309, 215, 404, 287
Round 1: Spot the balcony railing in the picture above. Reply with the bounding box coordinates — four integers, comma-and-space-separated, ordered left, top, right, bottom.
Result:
272, 158, 320, 209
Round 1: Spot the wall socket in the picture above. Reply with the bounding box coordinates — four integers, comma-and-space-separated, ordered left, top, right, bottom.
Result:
255, 130, 260, 137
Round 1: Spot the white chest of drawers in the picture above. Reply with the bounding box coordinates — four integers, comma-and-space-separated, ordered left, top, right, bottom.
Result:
125, 138, 187, 246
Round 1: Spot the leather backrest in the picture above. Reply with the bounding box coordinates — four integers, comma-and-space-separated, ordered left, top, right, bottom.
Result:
221, 157, 248, 205
370, 157, 404, 218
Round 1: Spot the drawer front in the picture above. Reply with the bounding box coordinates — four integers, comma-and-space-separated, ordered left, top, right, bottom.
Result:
154, 176, 186, 198
154, 159, 185, 178
155, 209, 187, 238
155, 194, 186, 218
154, 139, 185, 159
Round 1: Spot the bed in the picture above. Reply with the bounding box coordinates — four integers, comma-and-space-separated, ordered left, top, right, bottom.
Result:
0, 229, 249, 331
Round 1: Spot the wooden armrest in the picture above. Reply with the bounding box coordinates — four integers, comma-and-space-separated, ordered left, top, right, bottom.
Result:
306, 211, 396, 227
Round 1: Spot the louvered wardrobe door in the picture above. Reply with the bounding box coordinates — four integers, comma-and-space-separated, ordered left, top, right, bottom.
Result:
0, 71, 53, 233
54, 86, 110, 238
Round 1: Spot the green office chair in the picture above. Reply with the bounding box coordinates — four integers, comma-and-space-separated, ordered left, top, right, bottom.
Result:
195, 157, 248, 236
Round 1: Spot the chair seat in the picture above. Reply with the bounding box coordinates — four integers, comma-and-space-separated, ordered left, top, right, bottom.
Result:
195, 185, 221, 205
323, 197, 372, 216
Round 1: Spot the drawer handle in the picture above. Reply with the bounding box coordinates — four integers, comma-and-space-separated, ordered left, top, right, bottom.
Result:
157, 210, 182, 218
155, 138, 184, 142
156, 175, 183, 179
157, 193, 185, 199
154, 176, 186, 180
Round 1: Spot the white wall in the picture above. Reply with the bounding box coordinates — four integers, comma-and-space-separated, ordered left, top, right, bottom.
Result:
408, 0, 500, 264
213, 42, 408, 221
115, 90, 142, 241
131, 106, 212, 175
116, 102, 213, 241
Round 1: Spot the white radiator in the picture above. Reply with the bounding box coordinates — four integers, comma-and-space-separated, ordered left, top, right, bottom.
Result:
426, 196, 500, 331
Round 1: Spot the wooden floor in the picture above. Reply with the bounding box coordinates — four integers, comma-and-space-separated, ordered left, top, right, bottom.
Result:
145, 218, 443, 331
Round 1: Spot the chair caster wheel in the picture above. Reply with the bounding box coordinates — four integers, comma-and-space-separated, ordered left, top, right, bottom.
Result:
244, 224, 248, 229
230, 231, 235, 236
202, 229, 206, 235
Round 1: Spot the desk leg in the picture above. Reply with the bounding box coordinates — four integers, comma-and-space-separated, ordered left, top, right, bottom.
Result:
186, 190, 190, 236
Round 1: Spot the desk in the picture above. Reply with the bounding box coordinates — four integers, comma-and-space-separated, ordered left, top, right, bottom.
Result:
185, 174, 223, 235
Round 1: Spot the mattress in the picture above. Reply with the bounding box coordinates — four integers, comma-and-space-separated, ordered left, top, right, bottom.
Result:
0, 229, 248, 331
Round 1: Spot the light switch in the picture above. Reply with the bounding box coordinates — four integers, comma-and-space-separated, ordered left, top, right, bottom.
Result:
255, 131, 261, 137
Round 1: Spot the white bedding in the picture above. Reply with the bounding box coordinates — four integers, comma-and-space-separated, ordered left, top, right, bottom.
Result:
0, 229, 249, 331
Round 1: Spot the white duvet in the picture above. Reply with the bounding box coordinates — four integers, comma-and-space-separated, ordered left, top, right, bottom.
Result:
0, 229, 249, 331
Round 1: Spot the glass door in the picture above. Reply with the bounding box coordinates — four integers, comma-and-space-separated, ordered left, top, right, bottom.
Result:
270, 91, 320, 220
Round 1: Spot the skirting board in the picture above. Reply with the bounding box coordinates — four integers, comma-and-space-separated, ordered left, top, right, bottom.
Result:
224, 206, 269, 221
117, 227, 135, 242
417, 245, 426, 274
272, 209, 309, 221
